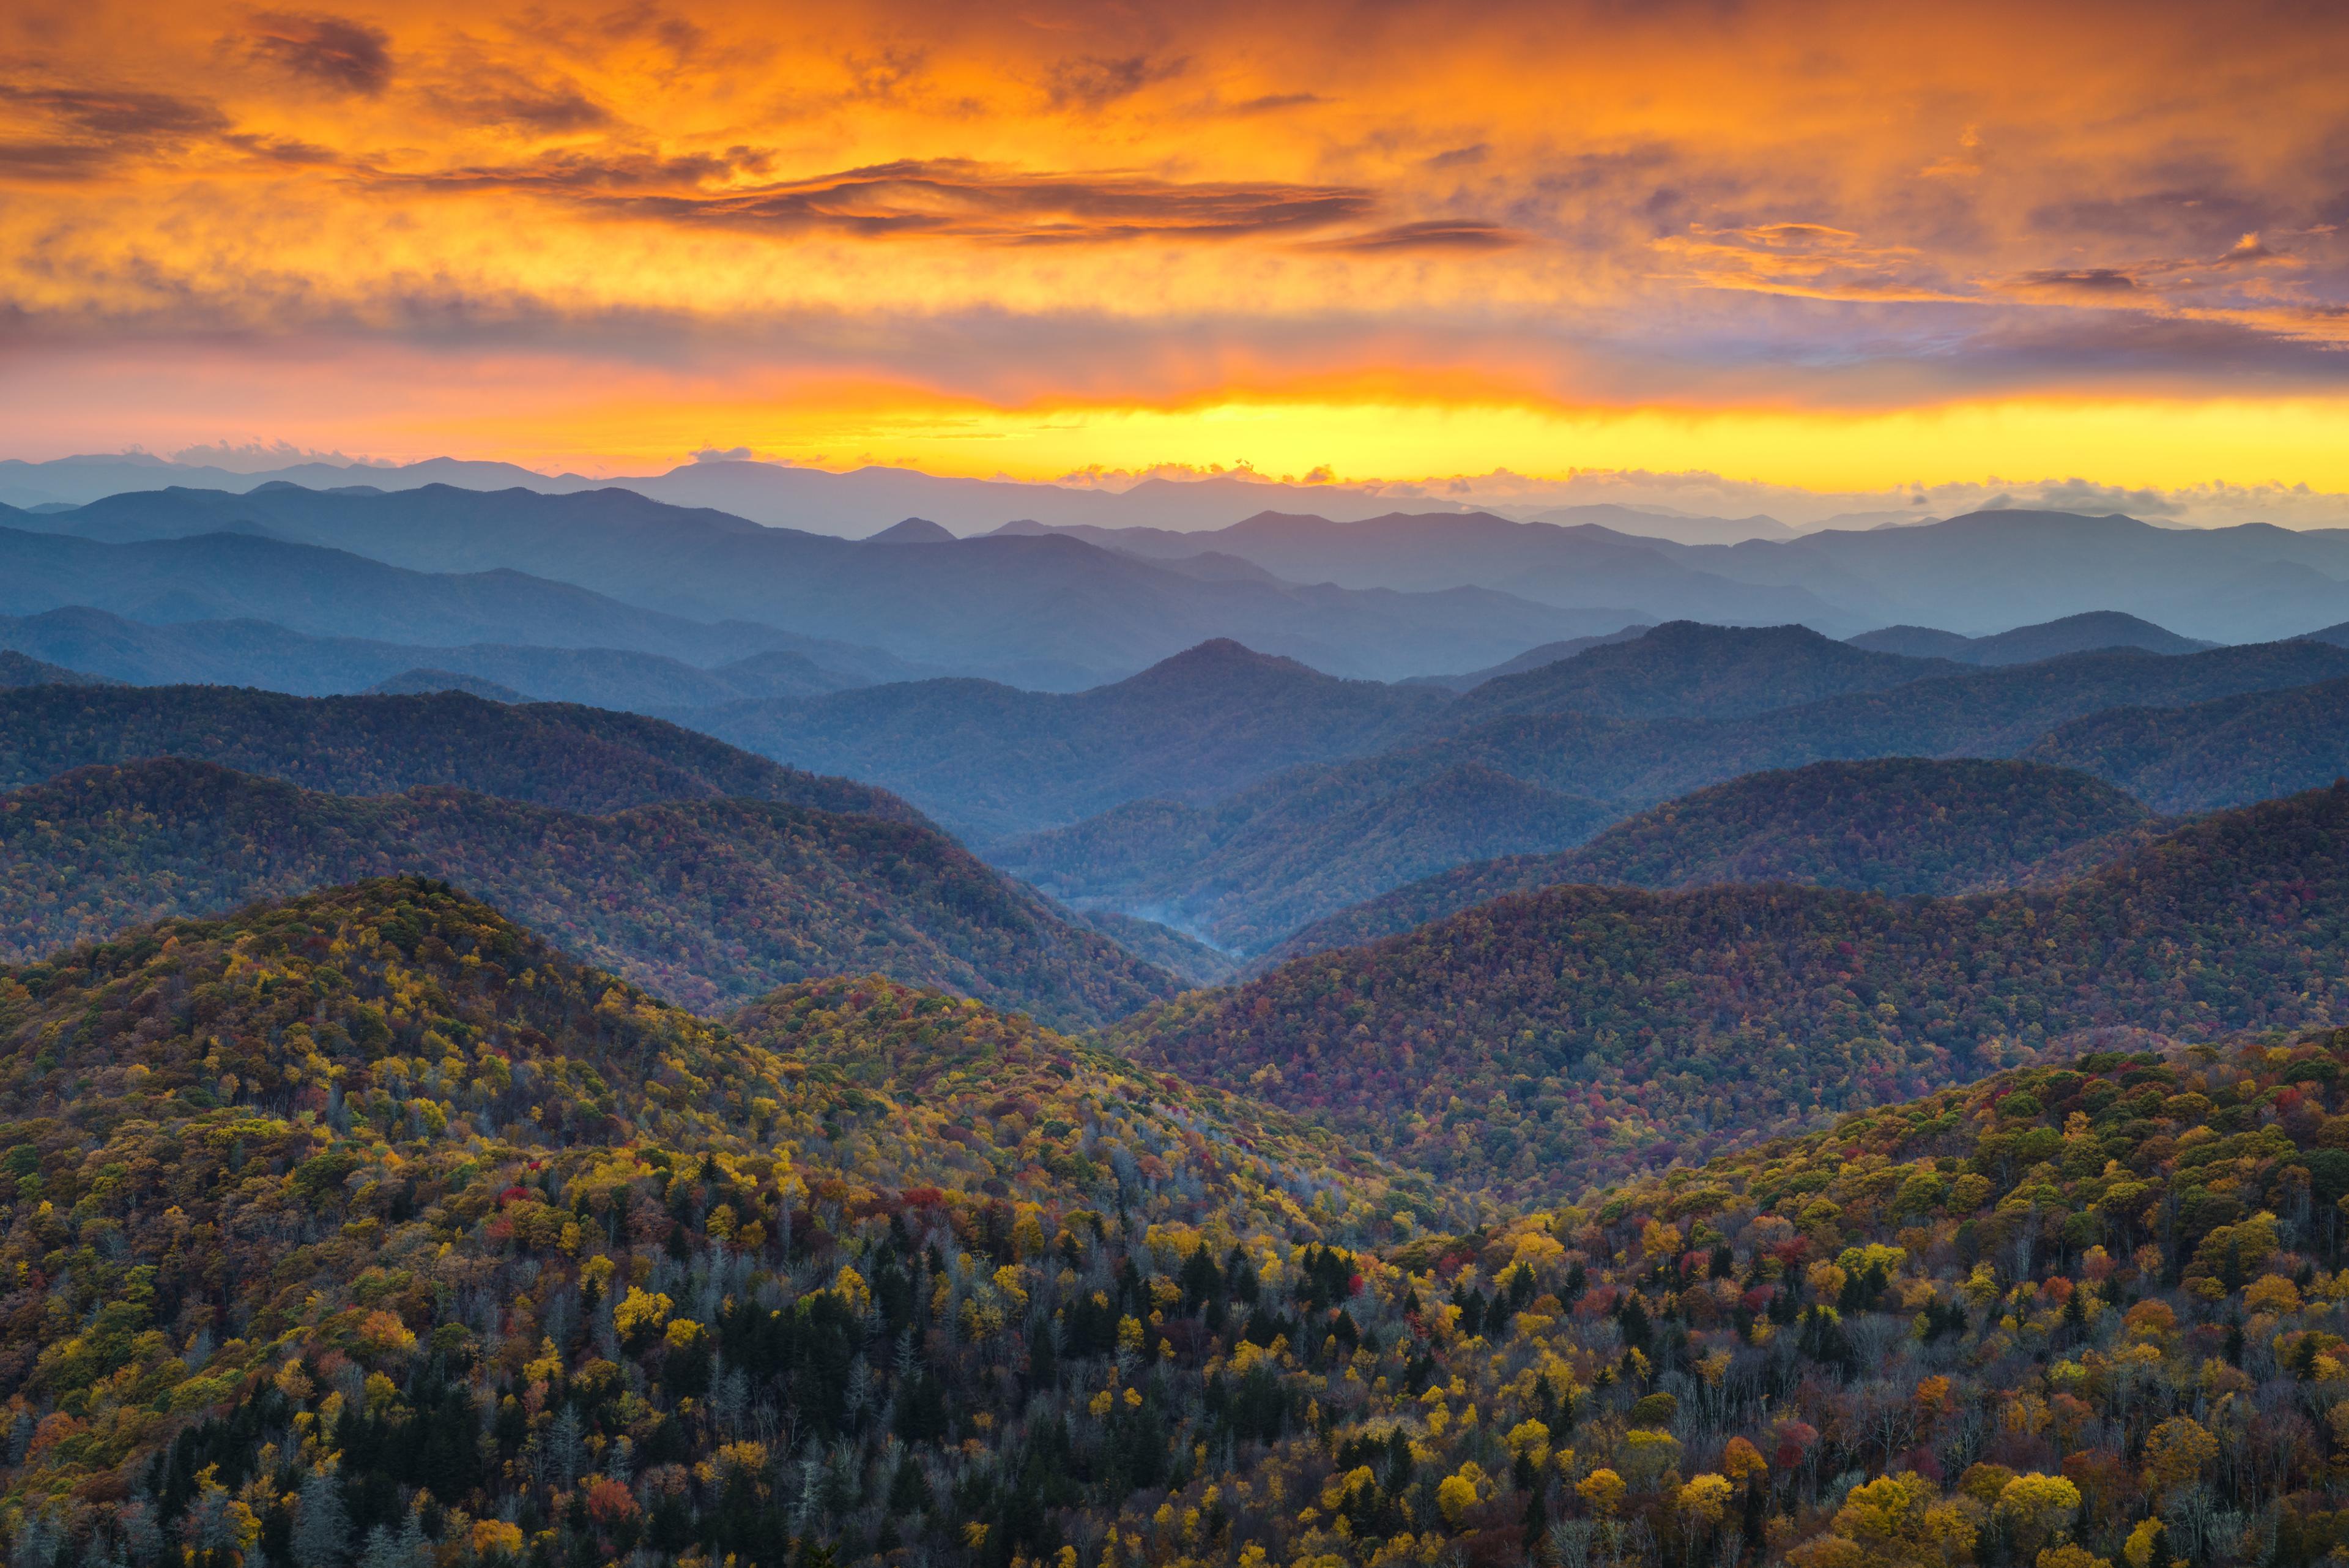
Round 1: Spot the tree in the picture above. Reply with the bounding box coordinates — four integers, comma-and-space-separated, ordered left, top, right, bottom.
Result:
290, 1469, 349, 1568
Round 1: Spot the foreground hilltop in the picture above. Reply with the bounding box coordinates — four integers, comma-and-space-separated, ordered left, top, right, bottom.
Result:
9, 879, 2349, 1568
0, 880, 1425, 1567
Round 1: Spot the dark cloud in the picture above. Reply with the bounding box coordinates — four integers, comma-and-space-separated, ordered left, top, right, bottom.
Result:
2011, 267, 2142, 293
0, 86, 228, 179
1301, 219, 1526, 253
246, 12, 392, 95
596, 2, 705, 59
380, 155, 1376, 243
437, 78, 614, 132
1045, 53, 1188, 110
1423, 143, 1489, 170
1228, 92, 1326, 113
221, 131, 338, 163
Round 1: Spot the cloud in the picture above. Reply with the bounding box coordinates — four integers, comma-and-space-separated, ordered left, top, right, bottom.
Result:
1045, 53, 1188, 110
245, 12, 393, 95
691, 445, 755, 462
2030, 477, 2188, 516
0, 86, 229, 179
1302, 220, 1527, 253
1226, 92, 1326, 114
1423, 144, 1490, 170
380, 155, 1378, 243
2008, 267, 2142, 295
431, 72, 614, 132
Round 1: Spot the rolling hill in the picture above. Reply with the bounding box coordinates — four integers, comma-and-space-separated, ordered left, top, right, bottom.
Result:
0, 879, 1439, 1568
2024, 674, 2349, 812
691, 639, 1456, 841
0, 683, 921, 822
1116, 782, 2349, 1197
0, 759, 1174, 1025
1849, 609, 2214, 664
1271, 757, 2162, 958
0, 648, 111, 688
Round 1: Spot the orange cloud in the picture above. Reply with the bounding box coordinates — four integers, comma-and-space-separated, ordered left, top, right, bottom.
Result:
0, 0, 2343, 487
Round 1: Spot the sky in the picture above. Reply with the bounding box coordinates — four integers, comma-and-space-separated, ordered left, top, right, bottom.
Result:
4, 0, 2348, 511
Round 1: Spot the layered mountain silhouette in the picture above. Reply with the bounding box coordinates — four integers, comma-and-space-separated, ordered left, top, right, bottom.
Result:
7, 487, 1634, 686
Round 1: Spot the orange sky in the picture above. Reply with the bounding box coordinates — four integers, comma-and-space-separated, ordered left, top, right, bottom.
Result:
4, 0, 2347, 494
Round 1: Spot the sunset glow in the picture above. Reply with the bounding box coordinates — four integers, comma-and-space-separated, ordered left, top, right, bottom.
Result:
4, 0, 2347, 494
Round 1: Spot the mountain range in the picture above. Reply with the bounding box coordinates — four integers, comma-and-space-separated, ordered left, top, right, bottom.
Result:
6, 487, 1635, 687
0, 606, 899, 710
1007, 626, 2349, 949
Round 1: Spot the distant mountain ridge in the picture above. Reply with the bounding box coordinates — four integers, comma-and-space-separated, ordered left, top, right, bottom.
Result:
0, 606, 897, 710
8, 486, 1631, 686
1442, 620, 1956, 724
1849, 609, 2214, 664
686, 638, 1458, 841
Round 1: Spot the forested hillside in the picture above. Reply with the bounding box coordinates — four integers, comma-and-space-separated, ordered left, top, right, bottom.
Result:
0, 760, 1174, 1027
1119, 784, 2349, 1197
1273, 759, 2161, 958
0, 882, 1425, 1568
0, 686, 918, 823
2026, 676, 2349, 812
13, 880, 2349, 1568
0, 651, 110, 689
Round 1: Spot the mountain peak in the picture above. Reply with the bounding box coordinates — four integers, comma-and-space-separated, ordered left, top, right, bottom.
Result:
863, 516, 957, 544
1123, 638, 1323, 686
